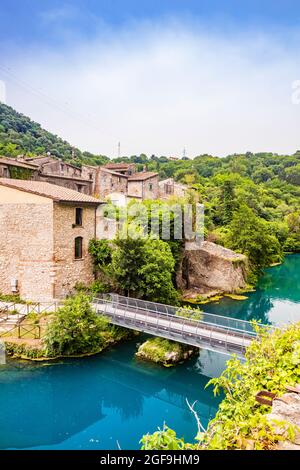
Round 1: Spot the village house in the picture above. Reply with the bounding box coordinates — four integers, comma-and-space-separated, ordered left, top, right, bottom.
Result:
0, 156, 160, 204
25, 155, 93, 194
159, 178, 188, 199
0, 155, 93, 194
82, 162, 159, 204
0, 179, 102, 302
127, 172, 159, 200
0, 157, 39, 180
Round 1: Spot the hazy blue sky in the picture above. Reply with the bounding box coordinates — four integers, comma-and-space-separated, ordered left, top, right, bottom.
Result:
1, 1, 300, 157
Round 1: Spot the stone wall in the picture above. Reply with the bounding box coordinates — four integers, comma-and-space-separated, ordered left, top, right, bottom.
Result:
39, 175, 92, 195
0, 189, 55, 302
96, 169, 128, 199
127, 176, 159, 200
143, 175, 159, 200
53, 203, 96, 298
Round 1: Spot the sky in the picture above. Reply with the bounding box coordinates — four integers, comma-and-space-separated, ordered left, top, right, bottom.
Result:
1, 1, 300, 157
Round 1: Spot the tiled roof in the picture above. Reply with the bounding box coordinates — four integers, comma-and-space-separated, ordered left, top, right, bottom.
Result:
41, 173, 91, 183
0, 178, 102, 204
128, 172, 158, 181
26, 156, 81, 171
0, 157, 38, 170
103, 162, 133, 169
100, 167, 129, 177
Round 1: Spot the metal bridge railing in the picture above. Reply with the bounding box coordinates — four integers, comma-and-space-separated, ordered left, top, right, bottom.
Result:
96, 293, 268, 336
93, 295, 265, 354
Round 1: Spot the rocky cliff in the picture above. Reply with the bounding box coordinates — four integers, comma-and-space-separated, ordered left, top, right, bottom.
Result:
177, 241, 248, 298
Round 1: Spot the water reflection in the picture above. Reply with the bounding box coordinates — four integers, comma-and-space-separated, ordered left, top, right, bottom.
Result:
0, 343, 222, 450
204, 254, 300, 326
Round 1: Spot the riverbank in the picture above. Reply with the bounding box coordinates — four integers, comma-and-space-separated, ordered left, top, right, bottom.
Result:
3, 326, 137, 361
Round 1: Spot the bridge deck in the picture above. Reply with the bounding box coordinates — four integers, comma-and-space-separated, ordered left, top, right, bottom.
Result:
93, 294, 263, 356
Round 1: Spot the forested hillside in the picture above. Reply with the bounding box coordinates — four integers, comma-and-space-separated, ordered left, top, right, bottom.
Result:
0, 103, 108, 166
1, 102, 300, 270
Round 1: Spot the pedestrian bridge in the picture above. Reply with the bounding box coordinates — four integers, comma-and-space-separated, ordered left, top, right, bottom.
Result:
93, 294, 268, 357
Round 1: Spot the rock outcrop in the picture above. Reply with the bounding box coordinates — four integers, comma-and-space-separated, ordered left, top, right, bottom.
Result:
268, 391, 300, 450
136, 337, 198, 367
177, 241, 248, 298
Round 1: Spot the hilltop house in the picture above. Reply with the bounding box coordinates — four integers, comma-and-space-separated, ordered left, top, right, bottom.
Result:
159, 178, 188, 199
25, 155, 93, 194
0, 155, 93, 194
0, 156, 159, 202
0, 157, 39, 180
0, 179, 102, 302
81, 162, 159, 204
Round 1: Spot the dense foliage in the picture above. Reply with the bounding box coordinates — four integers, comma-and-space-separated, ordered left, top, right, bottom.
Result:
44, 294, 110, 356
2, 103, 300, 277
141, 322, 300, 450
0, 103, 108, 166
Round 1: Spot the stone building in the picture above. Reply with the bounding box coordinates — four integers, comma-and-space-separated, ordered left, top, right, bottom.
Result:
127, 172, 159, 200
0, 155, 93, 194
1, 156, 159, 202
102, 162, 136, 176
0, 157, 39, 180
25, 156, 93, 194
159, 178, 188, 199
0, 179, 102, 302
82, 162, 159, 203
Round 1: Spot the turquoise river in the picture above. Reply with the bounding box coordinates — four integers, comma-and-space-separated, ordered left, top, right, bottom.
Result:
0, 254, 299, 450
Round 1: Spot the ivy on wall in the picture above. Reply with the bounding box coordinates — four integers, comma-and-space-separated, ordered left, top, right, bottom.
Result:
9, 166, 34, 180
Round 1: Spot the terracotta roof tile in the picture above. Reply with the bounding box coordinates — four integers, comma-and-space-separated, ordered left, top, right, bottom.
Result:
0, 157, 38, 170
0, 178, 102, 204
103, 162, 134, 169
128, 172, 158, 181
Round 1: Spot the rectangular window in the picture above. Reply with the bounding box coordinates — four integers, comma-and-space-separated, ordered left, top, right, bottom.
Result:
75, 237, 83, 259
75, 208, 83, 226
149, 183, 153, 191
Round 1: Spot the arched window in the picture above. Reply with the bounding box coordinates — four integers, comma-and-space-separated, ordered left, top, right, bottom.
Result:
75, 237, 83, 259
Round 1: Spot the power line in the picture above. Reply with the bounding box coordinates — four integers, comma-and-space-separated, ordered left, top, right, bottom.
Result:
0, 64, 103, 134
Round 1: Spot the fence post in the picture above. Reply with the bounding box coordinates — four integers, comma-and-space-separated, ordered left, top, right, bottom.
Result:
18, 324, 21, 339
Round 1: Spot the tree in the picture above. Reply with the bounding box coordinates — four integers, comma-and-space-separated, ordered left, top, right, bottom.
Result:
111, 227, 178, 304
221, 179, 236, 224
284, 164, 300, 185
225, 205, 283, 271
44, 294, 109, 356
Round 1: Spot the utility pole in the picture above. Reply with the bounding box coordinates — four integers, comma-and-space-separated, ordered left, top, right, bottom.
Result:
183, 147, 187, 159
118, 142, 121, 159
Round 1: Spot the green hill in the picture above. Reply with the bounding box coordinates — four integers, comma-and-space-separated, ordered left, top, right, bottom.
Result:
0, 102, 108, 166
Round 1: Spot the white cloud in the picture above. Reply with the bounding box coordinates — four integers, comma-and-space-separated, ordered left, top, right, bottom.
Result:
4, 21, 300, 157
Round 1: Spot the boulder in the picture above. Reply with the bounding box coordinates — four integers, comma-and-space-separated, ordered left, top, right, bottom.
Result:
177, 241, 248, 298
268, 392, 300, 450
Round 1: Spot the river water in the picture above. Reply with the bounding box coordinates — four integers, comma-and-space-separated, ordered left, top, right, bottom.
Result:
0, 254, 299, 450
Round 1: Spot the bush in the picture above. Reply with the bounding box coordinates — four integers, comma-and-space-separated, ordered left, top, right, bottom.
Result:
141, 322, 300, 450
44, 294, 109, 356
89, 239, 112, 269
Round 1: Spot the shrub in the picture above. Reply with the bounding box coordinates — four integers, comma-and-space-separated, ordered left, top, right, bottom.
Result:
141, 322, 300, 450
44, 294, 109, 356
